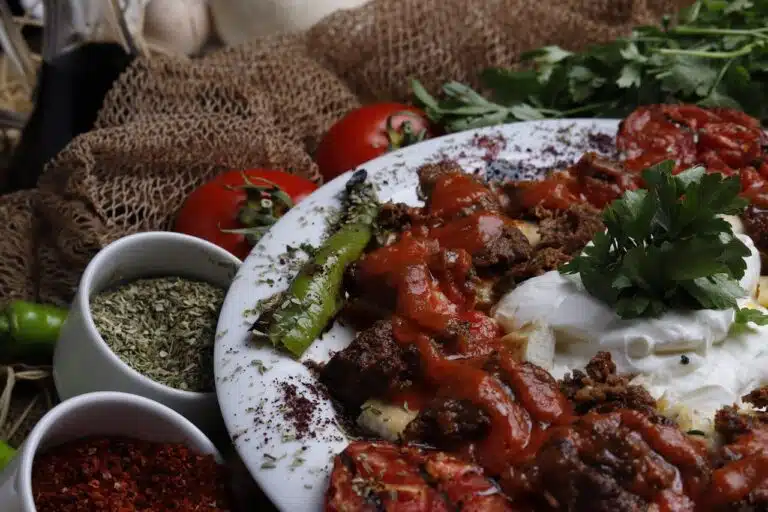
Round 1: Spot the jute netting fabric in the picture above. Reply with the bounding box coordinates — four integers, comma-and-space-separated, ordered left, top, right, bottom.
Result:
1, 0, 688, 307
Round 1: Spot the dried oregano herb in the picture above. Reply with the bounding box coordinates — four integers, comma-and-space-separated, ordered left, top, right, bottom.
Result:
89, 276, 225, 392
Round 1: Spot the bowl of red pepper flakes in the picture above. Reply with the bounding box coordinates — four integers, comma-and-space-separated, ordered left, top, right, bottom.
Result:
0, 391, 233, 512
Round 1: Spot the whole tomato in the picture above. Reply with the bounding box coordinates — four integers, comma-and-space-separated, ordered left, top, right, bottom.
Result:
314, 103, 434, 181
175, 169, 318, 260
617, 105, 697, 173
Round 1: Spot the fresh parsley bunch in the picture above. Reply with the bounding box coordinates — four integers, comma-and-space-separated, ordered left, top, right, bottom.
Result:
413, 0, 768, 133
560, 161, 767, 325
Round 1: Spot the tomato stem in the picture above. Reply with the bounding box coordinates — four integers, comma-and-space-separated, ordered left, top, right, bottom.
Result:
218, 222, 271, 246
238, 174, 296, 208
218, 172, 298, 247
386, 111, 429, 151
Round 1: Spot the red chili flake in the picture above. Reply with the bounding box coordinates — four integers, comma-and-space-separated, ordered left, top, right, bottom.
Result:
31, 436, 232, 512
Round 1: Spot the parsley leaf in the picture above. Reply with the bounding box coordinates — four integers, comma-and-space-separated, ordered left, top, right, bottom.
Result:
681, 274, 747, 310
560, 162, 767, 321
733, 307, 768, 333
655, 56, 719, 98
617, 63, 643, 89
568, 66, 606, 102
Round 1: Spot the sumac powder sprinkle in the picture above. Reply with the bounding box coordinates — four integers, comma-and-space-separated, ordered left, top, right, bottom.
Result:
32, 436, 232, 512
280, 382, 316, 440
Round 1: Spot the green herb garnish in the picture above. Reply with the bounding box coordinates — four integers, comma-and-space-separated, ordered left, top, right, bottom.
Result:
732, 307, 768, 333
90, 276, 224, 392
412, 0, 768, 132
560, 160, 767, 326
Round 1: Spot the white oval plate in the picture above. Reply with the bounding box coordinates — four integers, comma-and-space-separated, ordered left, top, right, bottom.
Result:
215, 119, 620, 511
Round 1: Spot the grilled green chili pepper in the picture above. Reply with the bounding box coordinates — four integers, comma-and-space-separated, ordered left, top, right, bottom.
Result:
0, 300, 68, 359
253, 170, 380, 358
0, 440, 15, 471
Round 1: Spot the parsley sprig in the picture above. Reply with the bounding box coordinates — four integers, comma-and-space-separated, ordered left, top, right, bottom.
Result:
413, 0, 768, 133
560, 161, 768, 326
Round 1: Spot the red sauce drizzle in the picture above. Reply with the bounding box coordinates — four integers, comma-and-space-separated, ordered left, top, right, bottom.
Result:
357, 184, 571, 476
430, 212, 509, 255
706, 429, 768, 506
428, 173, 496, 218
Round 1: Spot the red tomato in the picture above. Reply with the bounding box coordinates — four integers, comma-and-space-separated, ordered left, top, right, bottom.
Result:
710, 107, 763, 131
740, 168, 768, 208
698, 123, 762, 168
698, 150, 736, 175
740, 167, 765, 191
314, 103, 434, 181
617, 106, 697, 173
175, 169, 318, 260
660, 104, 721, 131
618, 104, 768, 209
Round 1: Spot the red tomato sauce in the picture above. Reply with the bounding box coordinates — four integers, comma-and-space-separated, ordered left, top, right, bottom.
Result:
355, 177, 572, 476
515, 105, 768, 210
428, 173, 498, 218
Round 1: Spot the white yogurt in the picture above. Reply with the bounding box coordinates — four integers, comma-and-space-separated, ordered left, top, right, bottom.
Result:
493, 234, 768, 420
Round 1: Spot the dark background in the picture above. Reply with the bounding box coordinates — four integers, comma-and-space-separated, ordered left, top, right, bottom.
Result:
2, 0, 135, 193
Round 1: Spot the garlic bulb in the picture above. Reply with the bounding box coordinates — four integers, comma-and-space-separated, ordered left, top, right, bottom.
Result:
20, 0, 43, 20
210, 0, 371, 46
143, 0, 211, 56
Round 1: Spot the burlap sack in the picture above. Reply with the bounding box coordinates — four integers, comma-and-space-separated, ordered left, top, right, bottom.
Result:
2, 0, 688, 306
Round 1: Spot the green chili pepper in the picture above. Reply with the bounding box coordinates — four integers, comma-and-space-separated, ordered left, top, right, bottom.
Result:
254, 170, 380, 358
0, 300, 68, 359
0, 440, 15, 471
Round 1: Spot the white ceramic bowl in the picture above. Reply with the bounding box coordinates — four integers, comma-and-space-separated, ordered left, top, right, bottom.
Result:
0, 391, 223, 512
53, 231, 241, 435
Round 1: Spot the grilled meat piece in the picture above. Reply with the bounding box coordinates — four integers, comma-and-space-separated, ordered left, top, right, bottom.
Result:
418, 162, 506, 218
743, 386, 768, 410
403, 398, 491, 449
714, 405, 768, 447
709, 412, 768, 510
536, 203, 605, 256
474, 224, 532, 269
418, 161, 467, 198
708, 404, 768, 510
343, 261, 396, 301
559, 351, 658, 417
325, 441, 513, 512
502, 204, 602, 286
429, 213, 532, 271
507, 246, 572, 283
504, 409, 711, 512
320, 321, 418, 409
374, 202, 428, 247
571, 152, 639, 199
341, 262, 398, 329
377, 202, 422, 232
714, 493, 768, 512
571, 152, 629, 181
500, 202, 603, 286
742, 204, 768, 267
340, 296, 393, 331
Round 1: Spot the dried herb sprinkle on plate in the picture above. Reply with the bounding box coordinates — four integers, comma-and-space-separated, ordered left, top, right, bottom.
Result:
90, 276, 225, 392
